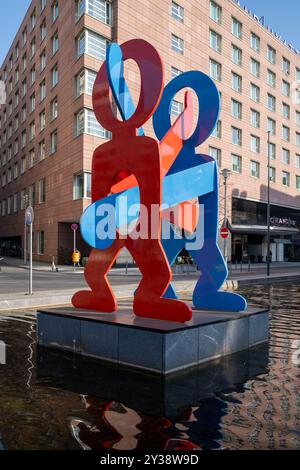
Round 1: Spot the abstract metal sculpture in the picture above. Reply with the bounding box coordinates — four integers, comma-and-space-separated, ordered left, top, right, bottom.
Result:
72, 39, 247, 322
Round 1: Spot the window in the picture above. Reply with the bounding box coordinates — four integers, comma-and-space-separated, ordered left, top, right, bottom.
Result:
171, 34, 184, 54
296, 111, 300, 126
210, 1, 221, 23
282, 80, 290, 97
231, 99, 242, 119
30, 38, 36, 58
267, 94, 276, 112
7, 197, 12, 215
51, 1, 59, 22
296, 132, 300, 147
40, 80, 46, 101
50, 130, 58, 154
30, 66, 36, 86
232, 44, 242, 66
51, 64, 58, 87
210, 59, 221, 81
21, 130, 26, 148
282, 102, 290, 119
28, 184, 35, 206
250, 160, 260, 178
251, 135, 260, 153
76, 108, 110, 138
22, 28, 27, 47
22, 53, 27, 72
296, 176, 300, 190
269, 142, 276, 160
76, 68, 97, 96
28, 149, 35, 168
13, 162, 19, 179
15, 42, 19, 60
41, 0, 47, 11
208, 146, 221, 165
251, 33, 260, 53
13, 193, 18, 213
232, 18, 242, 39
22, 104, 27, 122
171, 100, 183, 116
20, 190, 26, 210
232, 126, 242, 146
268, 118, 276, 135
51, 97, 58, 120
250, 83, 260, 103
267, 45, 276, 64
296, 154, 300, 168
37, 231, 45, 255
282, 57, 290, 75
171, 2, 184, 21
77, 29, 108, 60
251, 58, 260, 78
15, 67, 19, 84
40, 20, 46, 42
267, 70, 276, 88
282, 148, 290, 164
76, 0, 112, 25
269, 167, 276, 183
251, 109, 260, 128
282, 125, 290, 142
232, 154, 242, 173
7, 168, 12, 183
211, 120, 221, 138
282, 171, 290, 186
210, 30, 221, 53
30, 10, 36, 31
171, 66, 182, 79
29, 121, 35, 140
22, 79, 27, 97
40, 50, 46, 71
52, 32, 59, 55
39, 140, 46, 160
73, 172, 92, 199
40, 110, 46, 131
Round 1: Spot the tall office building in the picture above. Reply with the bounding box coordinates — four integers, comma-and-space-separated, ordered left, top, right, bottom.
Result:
0, 0, 300, 263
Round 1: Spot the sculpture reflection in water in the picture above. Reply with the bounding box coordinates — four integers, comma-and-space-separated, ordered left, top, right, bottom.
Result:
73, 39, 247, 322
37, 343, 269, 451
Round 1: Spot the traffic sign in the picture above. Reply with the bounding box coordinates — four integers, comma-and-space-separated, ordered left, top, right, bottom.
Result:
220, 227, 229, 239
26, 206, 34, 226
71, 223, 79, 232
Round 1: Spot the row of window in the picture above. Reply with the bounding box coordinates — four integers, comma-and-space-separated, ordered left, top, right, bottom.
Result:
0, 179, 46, 218
0, 0, 112, 82
210, 59, 300, 105
209, 147, 300, 188
0, 133, 57, 184
210, 1, 300, 79
0, 106, 108, 179
0, 97, 58, 155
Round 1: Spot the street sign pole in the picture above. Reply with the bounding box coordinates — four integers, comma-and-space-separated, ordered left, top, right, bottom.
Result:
26, 206, 34, 296
29, 221, 33, 295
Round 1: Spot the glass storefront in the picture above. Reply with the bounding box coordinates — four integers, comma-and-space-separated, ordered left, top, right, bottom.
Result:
231, 198, 300, 262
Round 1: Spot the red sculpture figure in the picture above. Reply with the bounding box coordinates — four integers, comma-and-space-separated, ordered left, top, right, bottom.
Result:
72, 40, 192, 322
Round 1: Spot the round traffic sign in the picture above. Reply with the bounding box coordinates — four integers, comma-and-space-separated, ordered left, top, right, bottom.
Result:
26, 206, 34, 226
220, 227, 229, 239
71, 224, 79, 232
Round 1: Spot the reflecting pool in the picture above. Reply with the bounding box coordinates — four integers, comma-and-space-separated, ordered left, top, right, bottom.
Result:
0, 282, 299, 450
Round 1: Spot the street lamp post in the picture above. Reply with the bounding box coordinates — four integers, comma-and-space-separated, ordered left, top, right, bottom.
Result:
267, 131, 271, 277
221, 168, 232, 263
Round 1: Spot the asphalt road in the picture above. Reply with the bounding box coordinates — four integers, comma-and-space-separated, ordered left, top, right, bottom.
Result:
0, 265, 199, 295
1, 263, 300, 296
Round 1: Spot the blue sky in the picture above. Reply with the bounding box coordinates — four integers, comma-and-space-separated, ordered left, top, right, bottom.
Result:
0, 0, 300, 65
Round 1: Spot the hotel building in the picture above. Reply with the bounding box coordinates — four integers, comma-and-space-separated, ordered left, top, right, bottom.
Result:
0, 0, 300, 264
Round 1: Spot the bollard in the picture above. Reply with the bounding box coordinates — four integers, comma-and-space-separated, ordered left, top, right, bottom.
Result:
248, 258, 251, 272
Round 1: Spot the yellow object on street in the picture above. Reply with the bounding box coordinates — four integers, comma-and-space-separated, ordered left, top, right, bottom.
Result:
72, 250, 81, 264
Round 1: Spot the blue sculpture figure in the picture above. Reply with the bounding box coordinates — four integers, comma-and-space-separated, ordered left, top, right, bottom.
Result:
106, 43, 247, 312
